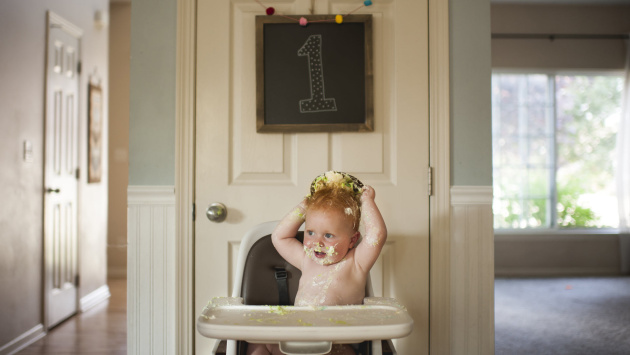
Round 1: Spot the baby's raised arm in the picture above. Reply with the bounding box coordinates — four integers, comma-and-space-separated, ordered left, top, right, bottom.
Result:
271, 199, 307, 270
354, 186, 387, 273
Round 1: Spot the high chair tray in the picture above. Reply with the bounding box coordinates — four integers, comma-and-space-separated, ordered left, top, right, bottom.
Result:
197, 297, 413, 343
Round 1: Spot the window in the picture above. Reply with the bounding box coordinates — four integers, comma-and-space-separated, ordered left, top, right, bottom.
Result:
492, 73, 623, 229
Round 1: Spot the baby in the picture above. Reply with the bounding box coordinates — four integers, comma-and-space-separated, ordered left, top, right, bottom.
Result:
247, 171, 387, 355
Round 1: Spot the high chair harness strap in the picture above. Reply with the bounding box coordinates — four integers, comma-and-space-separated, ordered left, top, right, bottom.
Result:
274, 267, 290, 305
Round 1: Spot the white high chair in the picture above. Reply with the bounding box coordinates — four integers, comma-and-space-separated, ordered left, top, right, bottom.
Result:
197, 221, 413, 355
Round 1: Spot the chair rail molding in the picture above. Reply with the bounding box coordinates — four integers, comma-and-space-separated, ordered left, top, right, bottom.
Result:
127, 185, 176, 354
451, 186, 493, 205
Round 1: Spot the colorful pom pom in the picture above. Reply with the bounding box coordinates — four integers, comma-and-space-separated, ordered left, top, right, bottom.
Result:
299, 17, 308, 26
335, 14, 343, 24
364, 0, 373, 6
266, 7, 275, 15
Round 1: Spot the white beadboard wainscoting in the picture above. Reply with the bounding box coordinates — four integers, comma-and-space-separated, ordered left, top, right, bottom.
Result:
127, 186, 176, 355
450, 186, 495, 355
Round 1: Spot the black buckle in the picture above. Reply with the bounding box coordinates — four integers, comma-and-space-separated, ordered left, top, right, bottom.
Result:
274, 267, 290, 305
274, 268, 288, 280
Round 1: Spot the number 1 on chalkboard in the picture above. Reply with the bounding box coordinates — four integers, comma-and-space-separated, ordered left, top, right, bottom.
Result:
297, 35, 338, 113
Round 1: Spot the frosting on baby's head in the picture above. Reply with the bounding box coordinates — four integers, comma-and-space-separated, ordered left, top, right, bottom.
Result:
310, 171, 364, 197
306, 171, 363, 230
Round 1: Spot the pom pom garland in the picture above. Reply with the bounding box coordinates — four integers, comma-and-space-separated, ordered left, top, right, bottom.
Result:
255, 0, 372, 25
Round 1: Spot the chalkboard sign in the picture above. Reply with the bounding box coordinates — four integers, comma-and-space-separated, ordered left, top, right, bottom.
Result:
256, 14, 373, 132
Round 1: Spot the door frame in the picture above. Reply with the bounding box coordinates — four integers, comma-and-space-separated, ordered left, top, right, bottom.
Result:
173, 0, 451, 353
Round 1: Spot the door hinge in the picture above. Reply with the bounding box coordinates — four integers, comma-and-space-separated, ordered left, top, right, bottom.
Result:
192, 203, 196, 222
427, 166, 433, 196
77, 61, 82, 74
75, 275, 80, 287
75, 168, 80, 180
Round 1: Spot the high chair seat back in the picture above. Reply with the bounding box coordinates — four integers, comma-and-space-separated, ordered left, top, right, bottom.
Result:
240, 231, 302, 306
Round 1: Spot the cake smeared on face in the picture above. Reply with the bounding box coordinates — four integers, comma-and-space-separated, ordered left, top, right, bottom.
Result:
303, 206, 358, 266
303, 243, 339, 265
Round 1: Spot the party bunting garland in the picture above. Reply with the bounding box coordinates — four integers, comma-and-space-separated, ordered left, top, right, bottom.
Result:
255, 0, 373, 26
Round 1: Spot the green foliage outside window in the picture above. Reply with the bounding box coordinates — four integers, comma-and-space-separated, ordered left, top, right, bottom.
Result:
556, 76, 621, 228
556, 180, 597, 227
492, 74, 622, 229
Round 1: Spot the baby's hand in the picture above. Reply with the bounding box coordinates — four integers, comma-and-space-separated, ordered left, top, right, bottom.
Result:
291, 198, 308, 220
361, 185, 376, 201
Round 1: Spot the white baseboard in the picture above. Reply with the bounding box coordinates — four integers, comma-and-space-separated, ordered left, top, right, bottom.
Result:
0, 324, 45, 355
495, 233, 622, 277
80, 285, 111, 312
495, 267, 621, 277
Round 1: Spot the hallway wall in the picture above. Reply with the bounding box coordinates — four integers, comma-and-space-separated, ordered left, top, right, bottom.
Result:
0, 0, 109, 351
450, 0, 493, 187
492, 3, 630, 70
128, 0, 177, 186
108, 2, 131, 279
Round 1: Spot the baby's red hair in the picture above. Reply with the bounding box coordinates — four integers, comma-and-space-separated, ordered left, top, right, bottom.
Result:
305, 186, 362, 231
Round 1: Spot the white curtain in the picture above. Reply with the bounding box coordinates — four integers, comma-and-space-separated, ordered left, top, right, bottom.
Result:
618, 37, 630, 274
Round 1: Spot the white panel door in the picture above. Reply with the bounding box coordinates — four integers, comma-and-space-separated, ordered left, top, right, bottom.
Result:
44, 12, 81, 329
195, 1, 429, 353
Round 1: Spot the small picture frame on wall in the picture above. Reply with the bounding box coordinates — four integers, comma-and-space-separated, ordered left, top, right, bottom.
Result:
256, 14, 373, 133
88, 83, 103, 183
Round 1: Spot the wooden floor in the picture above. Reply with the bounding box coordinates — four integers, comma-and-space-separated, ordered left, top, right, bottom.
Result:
18, 278, 126, 355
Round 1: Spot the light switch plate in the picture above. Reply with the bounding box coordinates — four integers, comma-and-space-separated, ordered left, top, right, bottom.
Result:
23, 140, 34, 163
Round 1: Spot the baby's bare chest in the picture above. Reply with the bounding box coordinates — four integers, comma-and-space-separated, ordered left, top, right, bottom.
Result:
295, 261, 366, 306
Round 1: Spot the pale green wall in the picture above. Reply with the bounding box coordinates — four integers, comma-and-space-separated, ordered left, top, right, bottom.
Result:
449, 0, 493, 186
129, 0, 177, 185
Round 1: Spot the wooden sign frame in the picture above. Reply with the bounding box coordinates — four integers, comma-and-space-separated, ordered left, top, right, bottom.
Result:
256, 14, 373, 133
